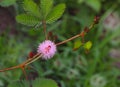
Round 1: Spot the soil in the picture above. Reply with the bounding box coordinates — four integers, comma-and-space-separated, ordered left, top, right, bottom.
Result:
0, 6, 16, 35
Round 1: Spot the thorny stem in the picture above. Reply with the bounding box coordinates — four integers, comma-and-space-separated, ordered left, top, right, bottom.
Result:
42, 20, 48, 40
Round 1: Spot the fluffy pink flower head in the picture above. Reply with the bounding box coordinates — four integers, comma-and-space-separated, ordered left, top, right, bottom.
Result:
37, 40, 57, 59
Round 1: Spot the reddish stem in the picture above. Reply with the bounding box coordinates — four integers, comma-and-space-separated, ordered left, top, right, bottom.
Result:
21, 66, 28, 80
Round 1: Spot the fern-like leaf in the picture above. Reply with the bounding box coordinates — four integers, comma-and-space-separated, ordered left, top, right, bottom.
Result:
0, 0, 16, 7
46, 3, 66, 24
16, 14, 40, 26
32, 78, 58, 87
40, 0, 53, 19
23, 0, 41, 18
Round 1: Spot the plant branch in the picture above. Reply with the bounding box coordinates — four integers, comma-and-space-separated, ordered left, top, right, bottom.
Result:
56, 33, 83, 46
0, 53, 41, 72
0, 16, 99, 79
56, 16, 99, 46
0, 65, 20, 72
25, 54, 42, 66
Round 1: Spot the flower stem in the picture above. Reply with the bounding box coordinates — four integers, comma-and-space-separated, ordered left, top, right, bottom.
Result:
42, 20, 48, 40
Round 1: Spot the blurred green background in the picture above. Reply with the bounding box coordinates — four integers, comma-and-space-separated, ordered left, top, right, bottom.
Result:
0, 0, 120, 87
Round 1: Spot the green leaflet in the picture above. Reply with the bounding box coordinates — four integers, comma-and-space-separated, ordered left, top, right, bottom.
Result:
16, 14, 40, 26
23, 0, 41, 18
73, 40, 83, 50
40, 0, 53, 19
0, 0, 16, 7
46, 3, 66, 24
32, 78, 58, 87
7, 78, 58, 87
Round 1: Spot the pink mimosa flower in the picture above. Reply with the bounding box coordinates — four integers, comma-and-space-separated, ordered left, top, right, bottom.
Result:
37, 40, 57, 59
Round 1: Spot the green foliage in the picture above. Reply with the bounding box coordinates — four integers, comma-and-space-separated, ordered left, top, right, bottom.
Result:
73, 40, 83, 50
8, 81, 30, 87
0, 0, 16, 7
46, 3, 66, 24
32, 78, 58, 87
0, 36, 30, 82
0, 79, 4, 86
40, 0, 54, 18
85, 0, 101, 12
83, 41, 92, 50
90, 74, 106, 87
1, 0, 120, 87
16, 0, 66, 27
16, 14, 40, 26
7, 78, 58, 87
23, 0, 41, 18
77, 0, 84, 4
